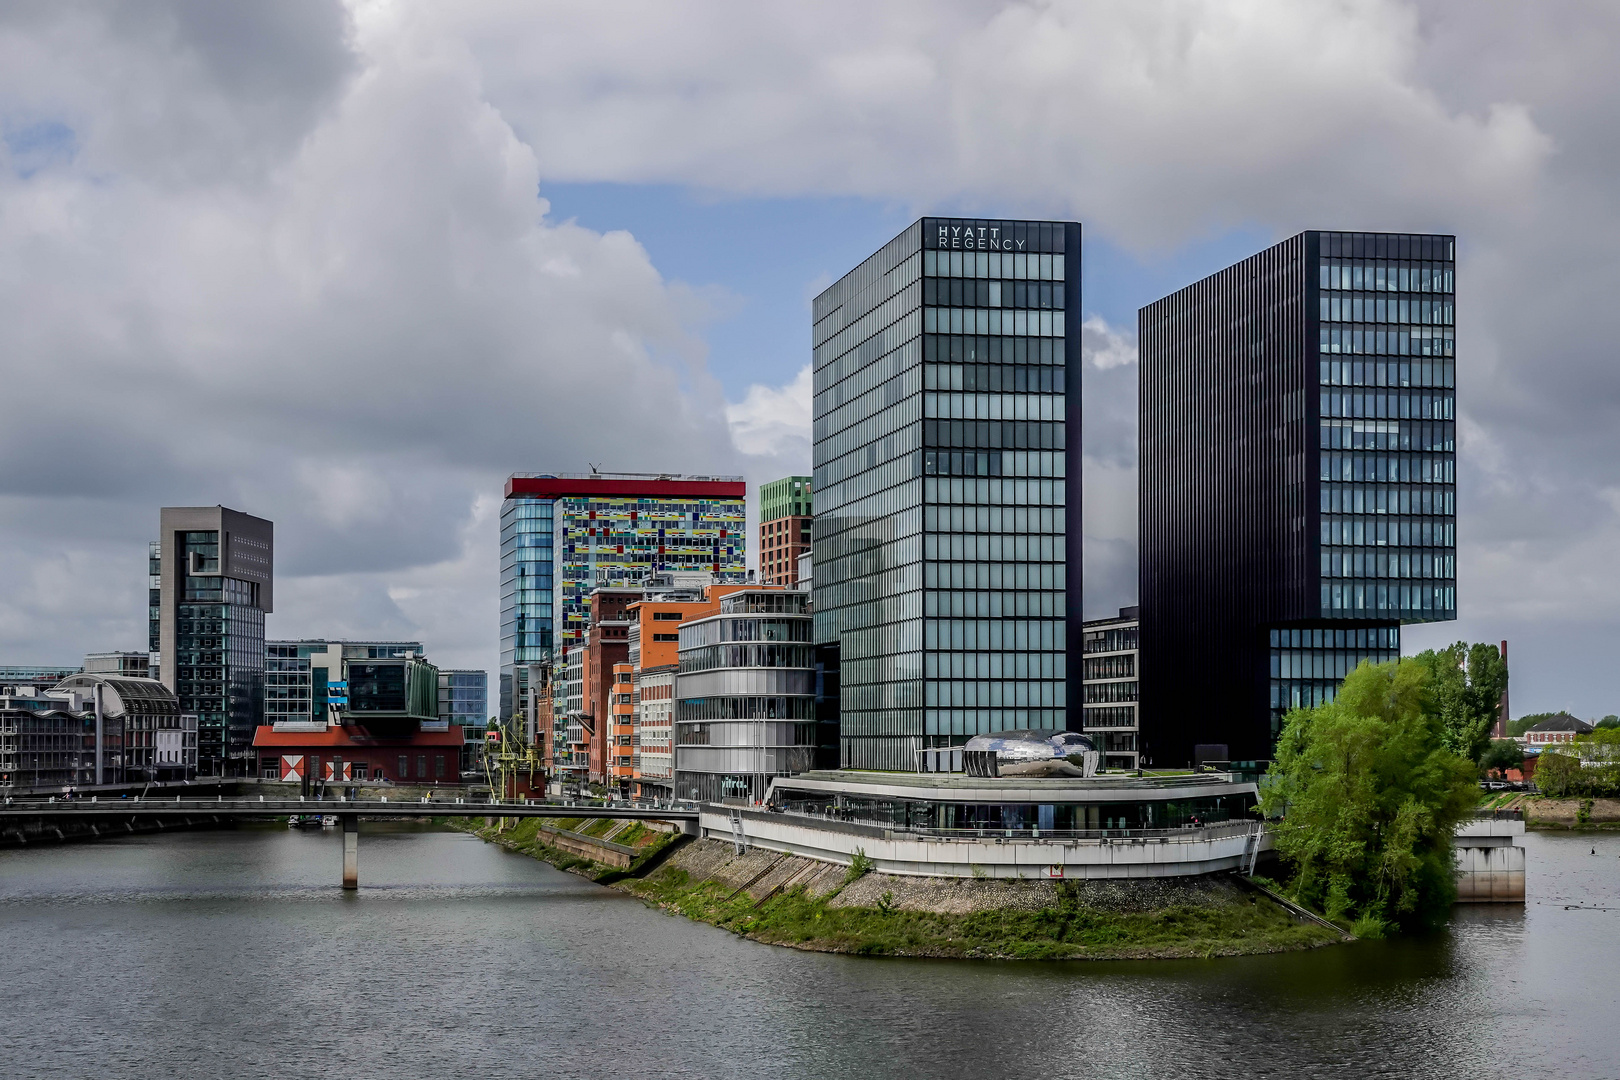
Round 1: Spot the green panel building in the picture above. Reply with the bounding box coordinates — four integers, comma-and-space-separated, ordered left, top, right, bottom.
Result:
759, 476, 812, 587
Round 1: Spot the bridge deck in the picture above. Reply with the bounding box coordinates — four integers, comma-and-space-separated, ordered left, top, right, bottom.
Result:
0, 798, 699, 821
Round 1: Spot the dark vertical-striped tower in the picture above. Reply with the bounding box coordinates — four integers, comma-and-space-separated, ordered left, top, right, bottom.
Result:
1139, 231, 1457, 765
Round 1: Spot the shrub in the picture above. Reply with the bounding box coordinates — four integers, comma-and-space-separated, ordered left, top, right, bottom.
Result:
845, 848, 874, 883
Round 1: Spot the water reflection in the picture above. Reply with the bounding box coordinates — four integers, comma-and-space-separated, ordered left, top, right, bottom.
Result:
0, 825, 1614, 1079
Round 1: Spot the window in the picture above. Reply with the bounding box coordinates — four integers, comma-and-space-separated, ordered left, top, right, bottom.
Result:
397, 754, 408, 777
434, 755, 445, 779
351, 761, 368, 780
653, 612, 683, 621
654, 633, 679, 642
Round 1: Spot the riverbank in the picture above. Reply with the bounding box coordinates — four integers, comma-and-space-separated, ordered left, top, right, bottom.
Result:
453, 816, 1344, 960
1496, 794, 1620, 828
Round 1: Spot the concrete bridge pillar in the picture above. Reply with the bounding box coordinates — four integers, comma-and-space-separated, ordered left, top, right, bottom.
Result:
341, 814, 359, 890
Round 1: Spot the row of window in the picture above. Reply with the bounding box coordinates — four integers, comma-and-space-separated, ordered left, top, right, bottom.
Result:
924, 504, 1065, 536
1321, 483, 1455, 517
1084, 680, 1138, 704
923, 248, 1065, 281
924, 332, 1065, 366
1083, 655, 1135, 679
677, 643, 816, 673
1319, 295, 1453, 325
1318, 260, 1453, 293
923, 617, 1066, 652
922, 278, 1065, 311
923, 650, 1065, 679
673, 697, 817, 721
923, 679, 1065, 708
1322, 582, 1456, 615
1084, 626, 1138, 654
1321, 419, 1453, 452
673, 721, 819, 747
1319, 358, 1454, 389
1320, 325, 1454, 357
1271, 648, 1401, 681
1082, 705, 1138, 729
924, 532, 1068, 563
924, 307, 1066, 338
677, 617, 813, 648
1320, 452, 1454, 485
924, 475, 1066, 506
924, 391, 1064, 422
1321, 389, 1455, 421
925, 590, 1066, 618
921, 449, 1068, 479
924, 559, 1066, 590
1322, 549, 1455, 580
924, 363, 1065, 394
1271, 625, 1400, 650
1322, 515, 1455, 549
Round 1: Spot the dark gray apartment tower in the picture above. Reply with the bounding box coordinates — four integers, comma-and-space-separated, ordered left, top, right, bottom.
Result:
812, 218, 1082, 770
155, 506, 274, 774
1139, 231, 1456, 766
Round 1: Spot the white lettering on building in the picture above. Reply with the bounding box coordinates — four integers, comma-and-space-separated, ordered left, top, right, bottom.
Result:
935, 224, 1028, 252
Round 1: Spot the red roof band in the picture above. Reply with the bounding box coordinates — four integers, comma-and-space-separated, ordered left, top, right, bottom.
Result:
505, 477, 747, 500
252, 726, 463, 748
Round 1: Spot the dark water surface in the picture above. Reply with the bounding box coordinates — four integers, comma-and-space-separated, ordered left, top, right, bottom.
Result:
2, 824, 1616, 1079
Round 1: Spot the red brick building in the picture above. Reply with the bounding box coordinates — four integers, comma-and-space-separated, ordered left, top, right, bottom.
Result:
253, 725, 464, 785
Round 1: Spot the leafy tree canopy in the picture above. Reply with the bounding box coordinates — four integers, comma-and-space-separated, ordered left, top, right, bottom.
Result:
1412, 642, 1508, 763
1260, 659, 1477, 934
1480, 739, 1524, 777
1596, 715, 1620, 730
1508, 712, 1558, 737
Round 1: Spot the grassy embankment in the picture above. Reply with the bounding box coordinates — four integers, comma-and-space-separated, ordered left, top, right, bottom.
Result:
449, 816, 1343, 960
1483, 791, 1620, 829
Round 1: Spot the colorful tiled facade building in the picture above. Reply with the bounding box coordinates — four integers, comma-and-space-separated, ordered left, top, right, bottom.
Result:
499, 472, 747, 722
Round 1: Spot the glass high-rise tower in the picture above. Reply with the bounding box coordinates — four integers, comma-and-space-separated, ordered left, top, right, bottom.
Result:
1139, 230, 1457, 766
500, 472, 747, 720
154, 506, 273, 774
812, 218, 1082, 771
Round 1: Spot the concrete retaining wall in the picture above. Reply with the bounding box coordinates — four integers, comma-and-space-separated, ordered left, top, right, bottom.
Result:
703, 809, 1267, 880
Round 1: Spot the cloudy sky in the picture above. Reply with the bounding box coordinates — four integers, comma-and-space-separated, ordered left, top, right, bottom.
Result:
0, 1, 1615, 720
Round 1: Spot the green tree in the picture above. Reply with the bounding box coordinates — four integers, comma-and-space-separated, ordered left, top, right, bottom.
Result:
1480, 739, 1524, 778
1508, 712, 1557, 737
1261, 659, 1478, 934
1413, 641, 1509, 762
1596, 715, 1620, 731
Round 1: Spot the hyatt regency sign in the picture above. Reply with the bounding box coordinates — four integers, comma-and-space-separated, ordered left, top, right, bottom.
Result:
934, 225, 1027, 251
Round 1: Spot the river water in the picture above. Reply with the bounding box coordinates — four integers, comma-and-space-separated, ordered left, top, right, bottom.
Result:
2, 824, 1616, 1079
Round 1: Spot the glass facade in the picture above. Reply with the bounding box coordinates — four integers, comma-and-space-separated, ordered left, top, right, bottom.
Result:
500, 474, 747, 720
265, 641, 421, 726
440, 670, 488, 727
1140, 231, 1457, 765
673, 590, 816, 802
156, 507, 273, 775
1081, 608, 1139, 769
813, 218, 1082, 771
172, 531, 265, 771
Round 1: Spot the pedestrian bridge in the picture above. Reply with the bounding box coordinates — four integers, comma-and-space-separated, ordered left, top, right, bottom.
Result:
0, 796, 698, 888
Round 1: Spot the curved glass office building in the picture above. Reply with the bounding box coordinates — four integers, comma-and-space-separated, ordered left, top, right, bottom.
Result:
673, 590, 816, 802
